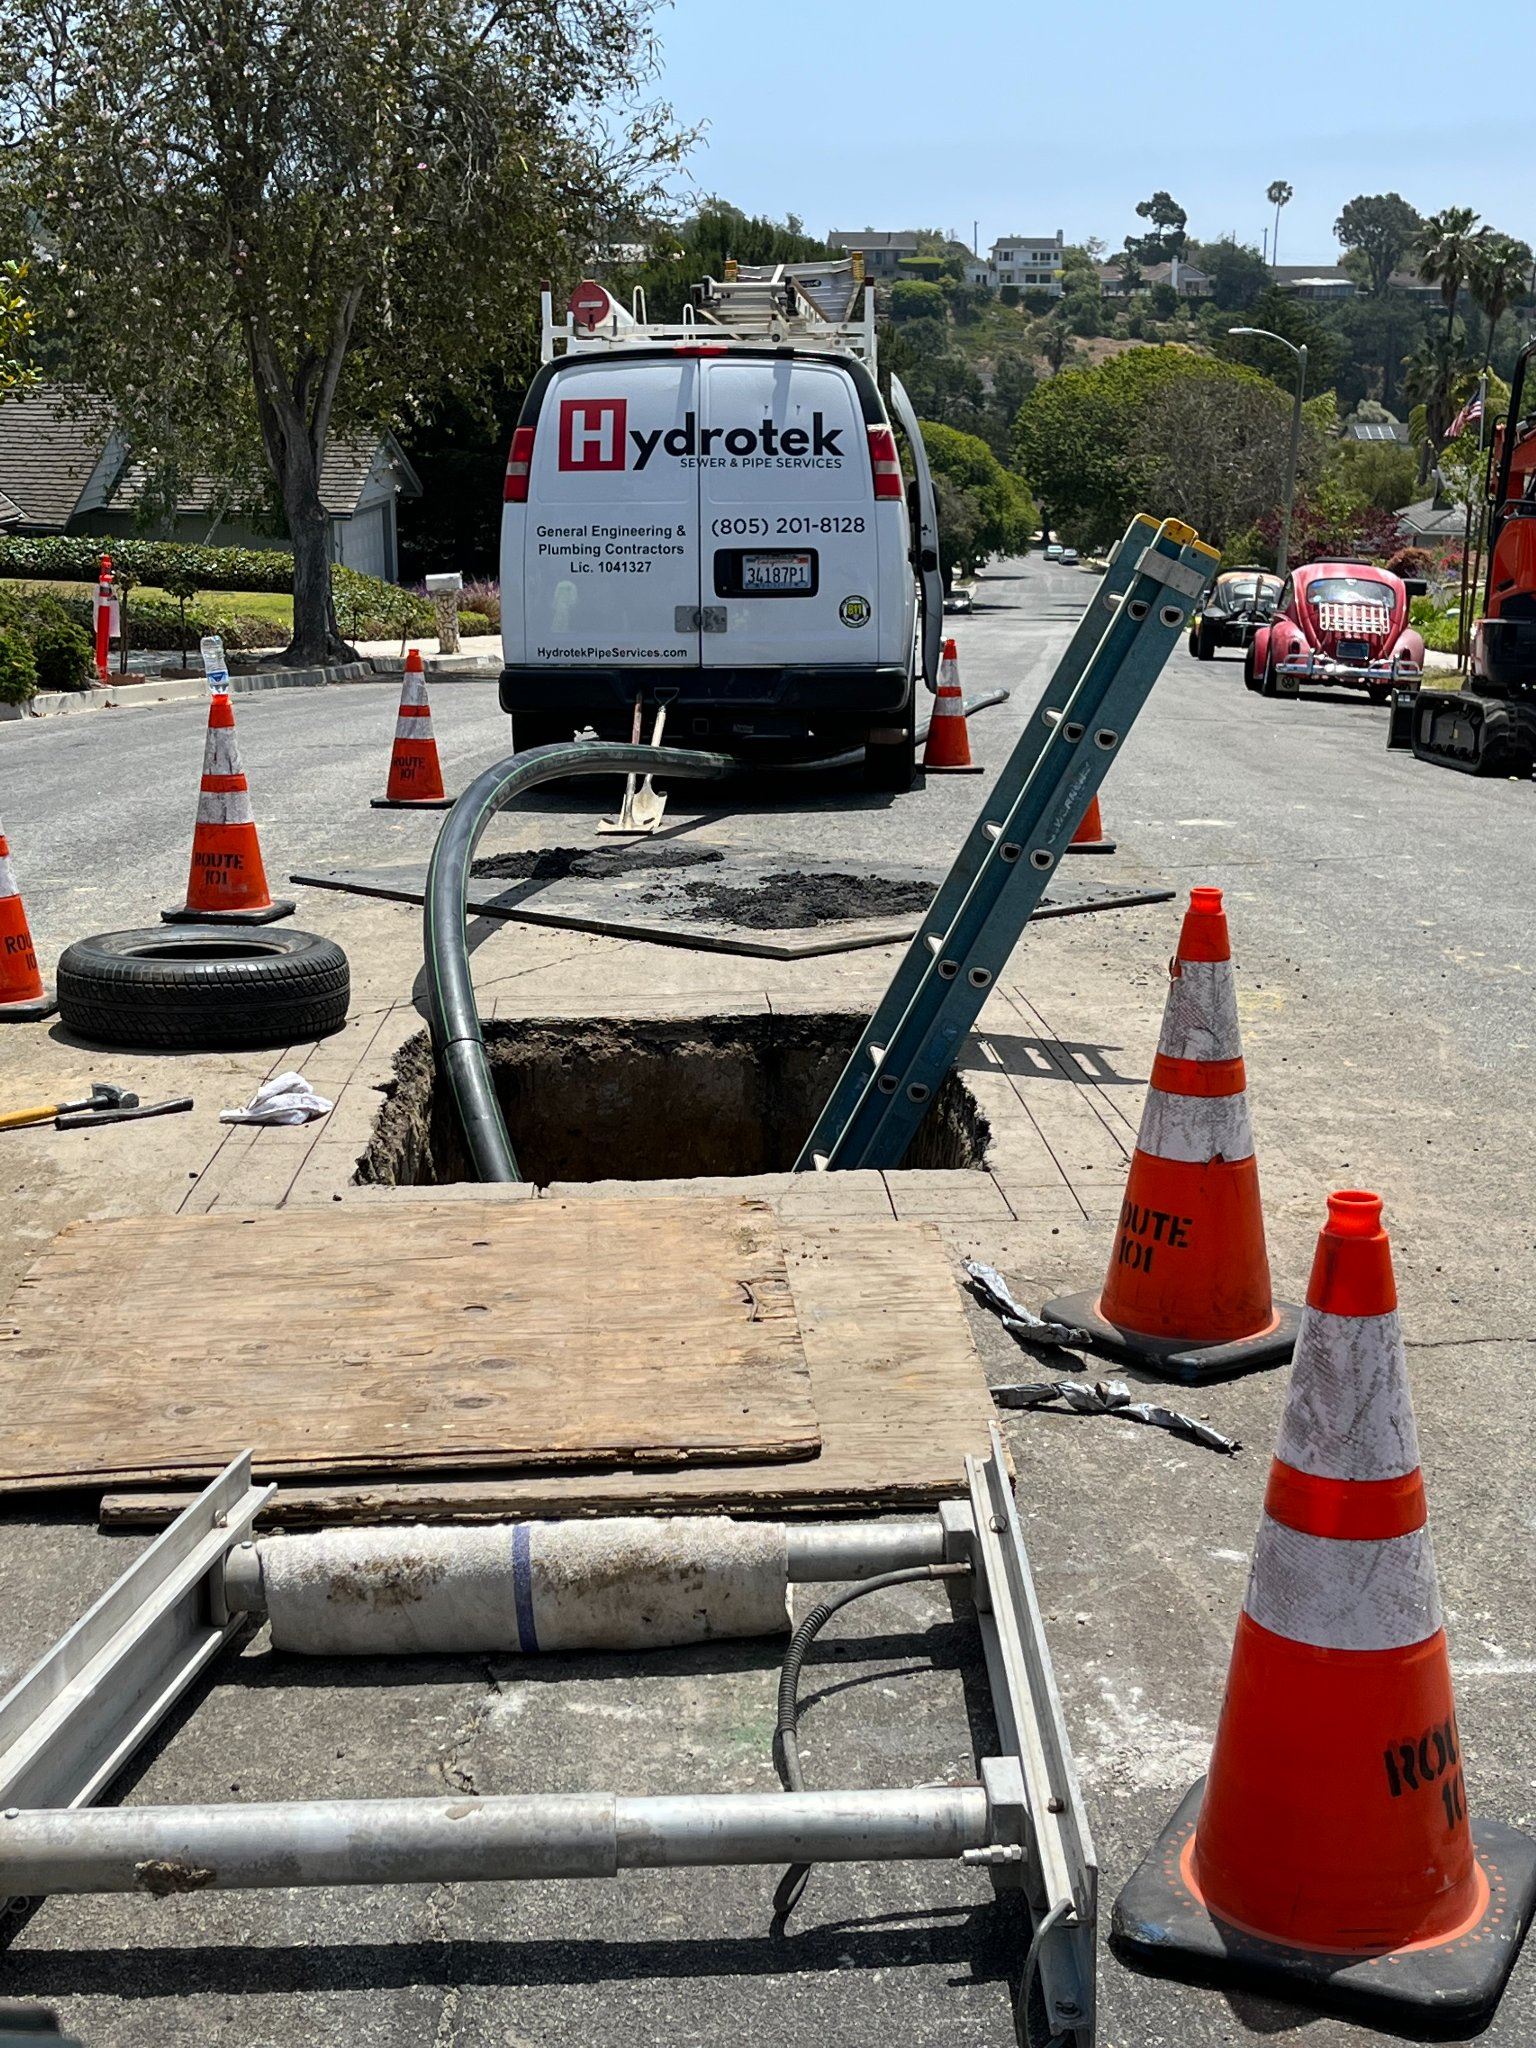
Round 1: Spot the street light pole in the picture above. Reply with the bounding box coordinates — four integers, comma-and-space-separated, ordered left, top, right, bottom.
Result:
1230, 326, 1307, 574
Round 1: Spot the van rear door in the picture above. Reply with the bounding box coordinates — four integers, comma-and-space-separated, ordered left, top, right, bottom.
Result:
523, 355, 700, 671
889, 373, 943, 689
696, 356, 872, 670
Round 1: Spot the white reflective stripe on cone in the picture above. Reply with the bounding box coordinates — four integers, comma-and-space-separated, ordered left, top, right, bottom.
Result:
1158, 958, 1242, 1063
1276, 1309, 1420, 1482
1244, 1516, 1442, 1652
400, 673, 429, 709
1136, 1086, 1254, 1165
0, 853, 15, 899
196, 787, 255, 827
202, 725, 243, 777
394, 712, 435, 741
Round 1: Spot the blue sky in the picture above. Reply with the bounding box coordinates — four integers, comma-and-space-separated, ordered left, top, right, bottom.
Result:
650, 0, 1536, 265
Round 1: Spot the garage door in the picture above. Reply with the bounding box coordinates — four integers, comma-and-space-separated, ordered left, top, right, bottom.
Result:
338, 504, 389, 581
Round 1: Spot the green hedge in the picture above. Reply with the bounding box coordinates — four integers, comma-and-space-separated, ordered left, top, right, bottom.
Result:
45, 588, 287, 651
0, 533, 295, 592
0, 584, 94, 693
332, 565, 432, 640
0, 624, 37, 704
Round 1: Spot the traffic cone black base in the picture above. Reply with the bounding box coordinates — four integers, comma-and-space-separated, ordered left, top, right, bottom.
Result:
1113, 1780, 1536, 2038
1039, 1288, 1301, 1383
162, 898, 294, 925
369, 794, 454, 811
0, 987, 56, 1022
1063, 831, 1115, 853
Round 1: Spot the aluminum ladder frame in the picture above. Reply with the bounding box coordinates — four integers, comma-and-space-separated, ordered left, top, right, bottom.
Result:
0, 1433, 1096, 2047
794, 516, 1217, 1174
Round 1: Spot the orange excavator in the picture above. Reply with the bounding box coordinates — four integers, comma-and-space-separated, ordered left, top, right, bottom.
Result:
1412, 338, 1536, 774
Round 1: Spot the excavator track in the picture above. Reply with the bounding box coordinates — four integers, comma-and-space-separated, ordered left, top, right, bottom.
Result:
1411, 687, 1536, 777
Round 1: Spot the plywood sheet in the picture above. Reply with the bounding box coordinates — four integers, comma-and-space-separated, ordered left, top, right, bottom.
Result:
100, 1218, 1002, 1526
0, 1199, 819, 1488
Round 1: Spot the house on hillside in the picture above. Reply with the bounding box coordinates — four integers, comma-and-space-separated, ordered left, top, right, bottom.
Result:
1269, 264, 1442, 303
826, 229, 920, 277
0, 386, 421, 581
1096, 258, 1211, 299
965, 233, 1065, 294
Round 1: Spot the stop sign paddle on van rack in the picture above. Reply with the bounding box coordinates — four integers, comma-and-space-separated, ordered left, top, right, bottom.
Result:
499, 268, 943, 789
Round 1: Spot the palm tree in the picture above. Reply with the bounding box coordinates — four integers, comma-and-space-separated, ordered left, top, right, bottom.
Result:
1468, 232, 1530, 375
1403, 328, 1475, 484
1266, 180, 1293, 270
1416, 207, 1482, 349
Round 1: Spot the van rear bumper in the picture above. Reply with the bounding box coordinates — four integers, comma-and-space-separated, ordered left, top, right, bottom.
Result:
498, 664, 911, 720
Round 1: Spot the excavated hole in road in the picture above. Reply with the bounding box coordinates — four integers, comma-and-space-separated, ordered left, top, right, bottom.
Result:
360, 1012, 990, 1187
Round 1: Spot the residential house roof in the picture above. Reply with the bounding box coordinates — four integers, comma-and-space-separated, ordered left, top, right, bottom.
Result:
1344, 420, 1411, 444
1398, 497, 1466, 539
0, 385, 419, 532
0, 387, 118, 529
827, 230, 920, 252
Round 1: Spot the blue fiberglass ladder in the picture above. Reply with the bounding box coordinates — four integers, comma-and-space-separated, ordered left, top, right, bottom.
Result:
794, 514, 1218, 1175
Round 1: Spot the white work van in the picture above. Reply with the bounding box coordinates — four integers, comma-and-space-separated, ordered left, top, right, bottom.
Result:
499, 275, 942, 789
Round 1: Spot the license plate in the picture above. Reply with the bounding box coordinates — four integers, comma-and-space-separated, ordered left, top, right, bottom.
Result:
742, 551, 813, 592
1337, 638, 1370, 662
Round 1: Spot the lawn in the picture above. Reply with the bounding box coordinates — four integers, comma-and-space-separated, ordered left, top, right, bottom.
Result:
17, 578, 293, 625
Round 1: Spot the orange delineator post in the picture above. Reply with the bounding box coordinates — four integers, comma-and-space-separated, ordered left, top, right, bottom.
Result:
162, 689, 293, 924
371, 648, 453, 809
920, 638, 982, 773
93, 555, 114, 683
1112, 1189, 1536, 2031
1043, 885, 1299, 1380
0, 815, 56, 1020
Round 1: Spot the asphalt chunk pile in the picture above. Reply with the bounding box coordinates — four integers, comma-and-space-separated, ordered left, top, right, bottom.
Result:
650, 870, 936, 931
470, 844, 723, 884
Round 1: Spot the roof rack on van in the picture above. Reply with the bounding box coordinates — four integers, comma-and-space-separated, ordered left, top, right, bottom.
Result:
542, 261, 878, 369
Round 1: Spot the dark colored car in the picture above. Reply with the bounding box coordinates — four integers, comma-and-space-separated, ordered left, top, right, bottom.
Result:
1188, 568, 1283, 660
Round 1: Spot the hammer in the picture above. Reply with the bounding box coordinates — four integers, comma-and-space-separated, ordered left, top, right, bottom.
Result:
0, 1083, 139, 1131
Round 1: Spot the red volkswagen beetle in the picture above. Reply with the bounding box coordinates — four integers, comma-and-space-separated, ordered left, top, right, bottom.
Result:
1248, 561, 1424, 704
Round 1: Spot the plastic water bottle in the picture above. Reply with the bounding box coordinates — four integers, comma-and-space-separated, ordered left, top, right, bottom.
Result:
200, 634, 230, 695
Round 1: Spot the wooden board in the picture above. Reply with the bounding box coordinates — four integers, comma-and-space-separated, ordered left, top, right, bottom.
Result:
0, 1199, 819, 1489
100, 1219, 1002, 1527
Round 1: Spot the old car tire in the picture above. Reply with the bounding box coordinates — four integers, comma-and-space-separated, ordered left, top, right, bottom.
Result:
1243, 644, 1258, 691
1196, 625, 1215, 661
57, 927, 349, 1052
1187, 626, 1200, 658
1260, 651, 1279, 698
1368, 684, 1390, 707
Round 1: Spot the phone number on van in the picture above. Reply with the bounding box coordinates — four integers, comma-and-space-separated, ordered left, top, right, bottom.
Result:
711, 516, 866, 537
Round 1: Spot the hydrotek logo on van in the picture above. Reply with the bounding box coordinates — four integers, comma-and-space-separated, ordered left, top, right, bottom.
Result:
557, 397, 844, 473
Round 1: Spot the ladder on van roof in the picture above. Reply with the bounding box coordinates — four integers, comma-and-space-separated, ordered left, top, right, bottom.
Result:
794, 515, 1218, 1174
541, 264, 878, 367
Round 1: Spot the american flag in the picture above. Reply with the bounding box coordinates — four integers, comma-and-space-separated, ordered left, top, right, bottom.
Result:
1446, 389, 1485, 440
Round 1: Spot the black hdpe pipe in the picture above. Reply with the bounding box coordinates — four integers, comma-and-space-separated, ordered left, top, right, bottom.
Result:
423, 743, 733, 1182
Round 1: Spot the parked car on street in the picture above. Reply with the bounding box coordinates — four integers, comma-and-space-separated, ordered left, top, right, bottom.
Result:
943, 585, 974, 614
1248, 562, 1425, 703
1043, 543, 1064, 561
1188, 567, 1282, 660
1060, 547, 1080, 564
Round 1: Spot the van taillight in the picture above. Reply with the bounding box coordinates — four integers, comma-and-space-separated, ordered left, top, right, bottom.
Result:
504, 425, 535, 503
868, 425, 903, 500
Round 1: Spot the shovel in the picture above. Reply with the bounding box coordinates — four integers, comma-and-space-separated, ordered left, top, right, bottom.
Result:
600, 698, 669, 836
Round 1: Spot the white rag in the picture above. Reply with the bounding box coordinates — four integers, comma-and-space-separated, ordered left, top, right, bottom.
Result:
219, 1071, 334, 1127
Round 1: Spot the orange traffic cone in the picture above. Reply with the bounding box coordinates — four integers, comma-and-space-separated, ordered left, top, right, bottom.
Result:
1113, 1189, 1536, 2030
1063, 791, 1116, 854
1043, 886, 1299, 1379
371, 648, 453, 810
162, 689, 293, 924
921, 640, 982, 773
0, 814, 55, 1020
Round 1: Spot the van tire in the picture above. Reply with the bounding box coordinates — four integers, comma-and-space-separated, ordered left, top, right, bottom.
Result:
511, 713, 574, 752
863, 723, 916, 792
56, 926, 349, 1052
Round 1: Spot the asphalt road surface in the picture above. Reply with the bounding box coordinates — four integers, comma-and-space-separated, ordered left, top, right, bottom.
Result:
2, 559, 1533, 2048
